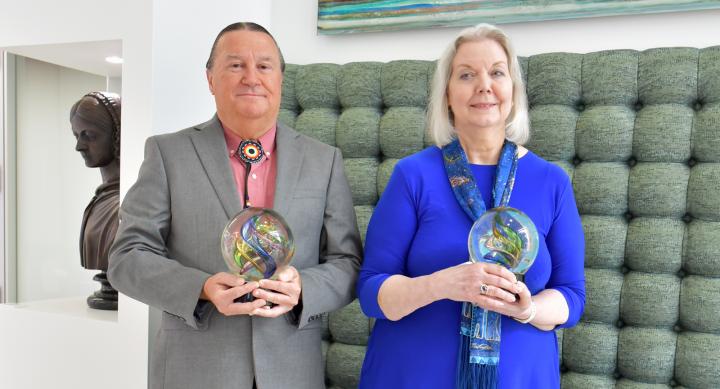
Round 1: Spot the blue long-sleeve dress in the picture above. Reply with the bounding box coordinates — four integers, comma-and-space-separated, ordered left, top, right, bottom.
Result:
358, 146, 585, 389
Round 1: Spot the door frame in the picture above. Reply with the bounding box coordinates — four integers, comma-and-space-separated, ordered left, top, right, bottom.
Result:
1, 50, 18, 303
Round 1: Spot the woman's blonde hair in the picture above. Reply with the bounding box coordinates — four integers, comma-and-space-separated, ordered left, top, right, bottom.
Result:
427, 23, 529, 147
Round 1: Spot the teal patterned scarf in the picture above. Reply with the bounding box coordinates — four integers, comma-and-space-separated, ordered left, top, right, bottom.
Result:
442, 138, 518, 389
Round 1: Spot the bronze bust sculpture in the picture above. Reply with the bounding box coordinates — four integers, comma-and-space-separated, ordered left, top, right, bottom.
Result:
70, 91, 121, 310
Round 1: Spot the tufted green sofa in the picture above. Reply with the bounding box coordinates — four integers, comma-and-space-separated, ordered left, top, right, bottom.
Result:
278, 46, 720, 389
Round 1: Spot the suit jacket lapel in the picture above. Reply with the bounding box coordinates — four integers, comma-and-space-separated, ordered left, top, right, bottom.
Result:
190, 116, 241, 220
273, 122, 303, 217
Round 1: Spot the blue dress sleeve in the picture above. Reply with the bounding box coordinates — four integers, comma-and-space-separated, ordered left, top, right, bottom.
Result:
545, 173, 586, 329
357, 162, 418, 319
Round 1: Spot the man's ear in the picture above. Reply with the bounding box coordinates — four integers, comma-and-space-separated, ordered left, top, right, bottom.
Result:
206, 69, 215, 95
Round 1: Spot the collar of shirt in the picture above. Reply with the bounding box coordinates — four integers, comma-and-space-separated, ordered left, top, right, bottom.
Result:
222, 123, 277, 163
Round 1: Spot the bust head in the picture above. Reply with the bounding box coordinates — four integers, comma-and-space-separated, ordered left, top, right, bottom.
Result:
70, 92, 121, 168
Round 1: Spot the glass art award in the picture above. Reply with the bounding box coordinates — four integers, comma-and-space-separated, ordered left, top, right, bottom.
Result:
468, 207, 539, 281
221, 208, 295, 282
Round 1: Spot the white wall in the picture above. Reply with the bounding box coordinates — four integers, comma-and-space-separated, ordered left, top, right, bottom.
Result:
1, 1, 153, 388
272, 0, 720, 64
151, 0, 272, 132
14, 56, 106, 302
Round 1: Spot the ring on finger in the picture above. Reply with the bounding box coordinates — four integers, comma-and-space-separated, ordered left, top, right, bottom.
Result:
479, 283, 490, 295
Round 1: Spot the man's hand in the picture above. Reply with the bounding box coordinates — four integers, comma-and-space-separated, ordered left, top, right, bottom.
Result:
202, 272, 266, 316
249, 266, 302, 318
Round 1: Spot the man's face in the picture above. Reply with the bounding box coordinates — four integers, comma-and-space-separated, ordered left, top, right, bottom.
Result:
206, 30, 283, 127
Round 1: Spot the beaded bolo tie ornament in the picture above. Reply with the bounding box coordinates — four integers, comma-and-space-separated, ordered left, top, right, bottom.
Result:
235, 139, 265, 208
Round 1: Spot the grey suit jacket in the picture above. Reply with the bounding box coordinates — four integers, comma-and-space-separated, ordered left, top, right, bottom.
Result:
108, 116, 362, 389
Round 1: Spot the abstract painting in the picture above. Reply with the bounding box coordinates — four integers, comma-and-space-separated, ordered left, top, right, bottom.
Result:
317, 0, 720, 34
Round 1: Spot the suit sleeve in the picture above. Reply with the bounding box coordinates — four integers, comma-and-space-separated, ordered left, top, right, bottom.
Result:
294, 147, 363, 329
108, 137, 212, 329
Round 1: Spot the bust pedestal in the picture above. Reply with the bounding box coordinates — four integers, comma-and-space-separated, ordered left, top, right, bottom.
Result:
87, 271, 118, 311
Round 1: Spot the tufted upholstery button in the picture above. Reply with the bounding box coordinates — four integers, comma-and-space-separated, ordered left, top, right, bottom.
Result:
682, 213, 693, 224
676, 269, 686, 278
575, 101, 586, 111
560, 364, 568, 373
621, 265, 630, 274
634, 101, 644, 111
616, 319, 625, 328
693, 100, 703, 111
624, 211, 634, 222
572, 155, 582, 166
673, 324, 683, 333
613, 371, 622, 379
687, 157, 697, 167
670, 379, 678, 387
627, 156, 637, 167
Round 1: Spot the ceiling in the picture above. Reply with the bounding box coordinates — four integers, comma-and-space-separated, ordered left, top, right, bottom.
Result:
6, 40, 122, 78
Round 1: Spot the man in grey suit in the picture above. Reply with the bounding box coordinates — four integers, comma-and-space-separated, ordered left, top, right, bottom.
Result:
108, 22, 362, 389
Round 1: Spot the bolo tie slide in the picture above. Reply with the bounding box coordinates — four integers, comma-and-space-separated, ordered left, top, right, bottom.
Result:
235, 139, 265, 208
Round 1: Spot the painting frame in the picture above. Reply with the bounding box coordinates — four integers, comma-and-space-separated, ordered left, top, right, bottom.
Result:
317, 0, 720, 35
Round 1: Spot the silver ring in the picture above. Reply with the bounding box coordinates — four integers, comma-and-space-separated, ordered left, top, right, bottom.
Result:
479, 284, 489, 295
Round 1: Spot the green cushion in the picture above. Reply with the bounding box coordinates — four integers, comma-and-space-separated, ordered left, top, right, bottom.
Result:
633, 105, 693, 163
380, 60, 431, 107
576, 106, 634, 162
283, 45, 720, 388
294, 108, 337, 146
562, 372, 615, 389
296, 63, 341, 109
563, 322, 618, 375
338, 62, 383, 108
617, 327, 676, 383
527, 105, 577, 161
582, 215, 627, 269
628, 163, 689, 218
683, 220, 720, 277
693, 104, 720, 162
581, 50, 638, 106
573, 163, 629, 215
343, 158, 378, 206
638, 48, 697, 105
620, 272, 680, 327
379, 107, 425, 159
329, 300, 370, 346
625, 218, 684, 274
679, 276, 720, 333
687, 163, 720, 221
326, 343, 364, 389
674, 333, 720, 388
583, 268, 623, 323
336, 108, 380, 158
527, 53, 583, 106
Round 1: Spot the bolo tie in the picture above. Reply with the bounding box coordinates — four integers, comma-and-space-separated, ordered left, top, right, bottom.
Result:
234, 139, 265, 209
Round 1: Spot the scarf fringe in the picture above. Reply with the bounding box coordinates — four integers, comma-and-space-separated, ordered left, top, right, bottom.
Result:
456, 334, 498, 389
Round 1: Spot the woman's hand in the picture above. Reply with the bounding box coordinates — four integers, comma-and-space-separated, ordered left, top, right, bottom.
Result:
430, 262, 531, 317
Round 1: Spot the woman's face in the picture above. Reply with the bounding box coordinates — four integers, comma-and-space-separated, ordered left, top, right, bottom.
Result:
71, 114, 115, 168
447, 39, 513, 135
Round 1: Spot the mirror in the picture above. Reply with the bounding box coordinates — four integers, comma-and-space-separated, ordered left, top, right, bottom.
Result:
1, 40, 122, 306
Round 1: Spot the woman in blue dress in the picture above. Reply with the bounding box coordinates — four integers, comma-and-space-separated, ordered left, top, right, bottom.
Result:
358, 23, 585, 389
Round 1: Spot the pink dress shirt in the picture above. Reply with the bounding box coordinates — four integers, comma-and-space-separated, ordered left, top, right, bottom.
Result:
222, 124, 277, 209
